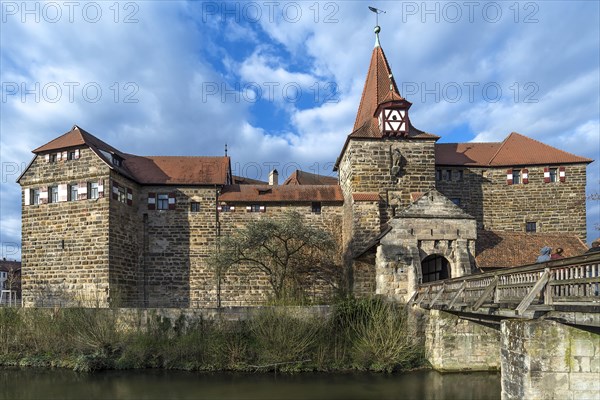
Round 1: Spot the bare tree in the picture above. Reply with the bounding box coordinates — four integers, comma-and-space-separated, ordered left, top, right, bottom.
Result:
210, 211, 341, 303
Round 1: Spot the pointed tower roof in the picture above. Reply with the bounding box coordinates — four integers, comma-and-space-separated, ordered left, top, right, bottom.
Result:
353, 42, 401, 132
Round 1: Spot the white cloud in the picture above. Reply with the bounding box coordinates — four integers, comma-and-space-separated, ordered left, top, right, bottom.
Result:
1, 1, 599, 257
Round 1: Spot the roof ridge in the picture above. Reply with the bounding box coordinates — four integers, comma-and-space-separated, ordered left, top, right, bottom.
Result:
509, 131, 592, 162
487, 132, 514, 165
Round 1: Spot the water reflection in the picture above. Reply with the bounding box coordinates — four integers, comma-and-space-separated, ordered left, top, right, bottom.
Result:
0, 368, 500, 400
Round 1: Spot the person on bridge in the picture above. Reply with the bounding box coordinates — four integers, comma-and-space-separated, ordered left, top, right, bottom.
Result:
585, 239, 600, 254
536, 246, 552, 263
551, 248, 564, 260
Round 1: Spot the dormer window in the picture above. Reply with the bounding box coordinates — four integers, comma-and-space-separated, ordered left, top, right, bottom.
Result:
112, 155, 122, 167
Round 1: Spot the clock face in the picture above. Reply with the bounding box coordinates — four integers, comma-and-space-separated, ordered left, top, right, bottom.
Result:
383, 109, 407, 134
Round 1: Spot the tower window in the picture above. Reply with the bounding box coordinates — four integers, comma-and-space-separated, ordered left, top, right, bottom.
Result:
455, 170, 464, 181
526, 222, 537, 233
68, 184, 78, 201
49, 186, 58, 203
157, 194, 169, 210
512, 169, 521, 184
311, 202, 322, 214
88, 182, 99, 199
190, 202, 201, 212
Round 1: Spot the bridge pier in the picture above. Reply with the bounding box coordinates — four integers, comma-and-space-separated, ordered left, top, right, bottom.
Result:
425, 309, 501, 371
501, 319, 600, 400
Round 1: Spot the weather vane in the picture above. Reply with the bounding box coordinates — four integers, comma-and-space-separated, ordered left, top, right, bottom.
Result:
368, 6, 386, 47
368, 6, 386, 26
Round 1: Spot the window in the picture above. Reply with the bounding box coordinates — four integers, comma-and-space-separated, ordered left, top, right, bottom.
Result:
157, 194, 169, 210
50, 153, 57, 163
112, 155, 122, 167
436, 169, 442, 181
31, 188, 40, 205
311, 202, 322, 214
512, 169, 521, 184
249, 205, 261, 212
549, 168, 557, 183
68, 184, 78, 201
456, 170, 464, 181
526, 222, 537, 233
219, 205, 232, 212
190, 202, 201, 212
49, 186, 58, 203
441, 169, 452, 181
67, 150, 76, 160
451, 198, 461, 206
89, 182, 99, 199
118, 186, 127, 203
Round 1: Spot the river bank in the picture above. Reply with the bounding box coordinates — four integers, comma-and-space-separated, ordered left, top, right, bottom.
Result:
0, 299, 425, 373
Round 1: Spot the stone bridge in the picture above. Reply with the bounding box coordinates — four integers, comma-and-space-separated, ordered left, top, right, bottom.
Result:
409, 252, 600, 399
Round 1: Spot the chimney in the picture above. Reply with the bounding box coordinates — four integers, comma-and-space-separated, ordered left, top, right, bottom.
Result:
269, 169, 279, 186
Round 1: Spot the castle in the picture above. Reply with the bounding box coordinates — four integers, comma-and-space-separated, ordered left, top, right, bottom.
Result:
17, 28, 592, 307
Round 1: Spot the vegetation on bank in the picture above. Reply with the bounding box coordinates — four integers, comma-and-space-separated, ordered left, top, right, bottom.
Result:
0, 299, 424, 373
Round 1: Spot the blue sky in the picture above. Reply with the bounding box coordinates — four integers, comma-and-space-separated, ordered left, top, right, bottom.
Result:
1, 0, 599, 259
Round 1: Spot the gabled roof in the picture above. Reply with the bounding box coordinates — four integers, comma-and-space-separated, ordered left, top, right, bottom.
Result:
33, 125, 126, 157
25, 126, 231, 186
124, 156, 230, 185
436, 132, 592, 167
233, 175, 268, 185
283, 170, 338, 185
396, 189, 474, 220
219, 184, 343, 203
476, 230, 588, 269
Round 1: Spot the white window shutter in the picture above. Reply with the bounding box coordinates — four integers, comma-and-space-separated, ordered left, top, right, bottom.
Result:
58, 184, 68, 202
45, 154, 50, 163
24, 189, 30, 206
62, 151, 67, 160
74, 149, 80, 159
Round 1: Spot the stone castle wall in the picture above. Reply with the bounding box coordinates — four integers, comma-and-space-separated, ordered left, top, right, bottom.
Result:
339, 138, 437, 215
19, 148, 112, 306
436, 164, 588, 240
217, 203, 344, 306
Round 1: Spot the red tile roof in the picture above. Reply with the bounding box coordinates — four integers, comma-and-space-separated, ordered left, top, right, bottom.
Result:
436, 132, 592, 167
233, 175, 267, 185
124, 156, 230, 185
475, 230, 588, 269
283, 170, 338, 185
219, 184, 343, 203
352, 192, 381, 202
30, 126, 231, 185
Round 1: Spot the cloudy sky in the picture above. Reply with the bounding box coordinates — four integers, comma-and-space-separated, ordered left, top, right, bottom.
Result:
1, 0, 599, 259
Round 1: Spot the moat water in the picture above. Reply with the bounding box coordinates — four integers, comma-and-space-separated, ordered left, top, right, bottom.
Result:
0, 368, 500, 399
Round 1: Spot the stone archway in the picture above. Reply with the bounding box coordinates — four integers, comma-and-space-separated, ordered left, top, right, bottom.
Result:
420, 254, 450, 283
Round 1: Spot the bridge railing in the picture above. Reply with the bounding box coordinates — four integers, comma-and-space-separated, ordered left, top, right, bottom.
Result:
411, 252, 600, 315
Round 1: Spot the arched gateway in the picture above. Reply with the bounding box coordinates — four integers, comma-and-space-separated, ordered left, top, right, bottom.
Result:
420, 255, 450, 283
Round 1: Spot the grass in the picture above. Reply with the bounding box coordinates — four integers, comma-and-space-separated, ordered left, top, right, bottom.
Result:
0, 298, 424, 373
